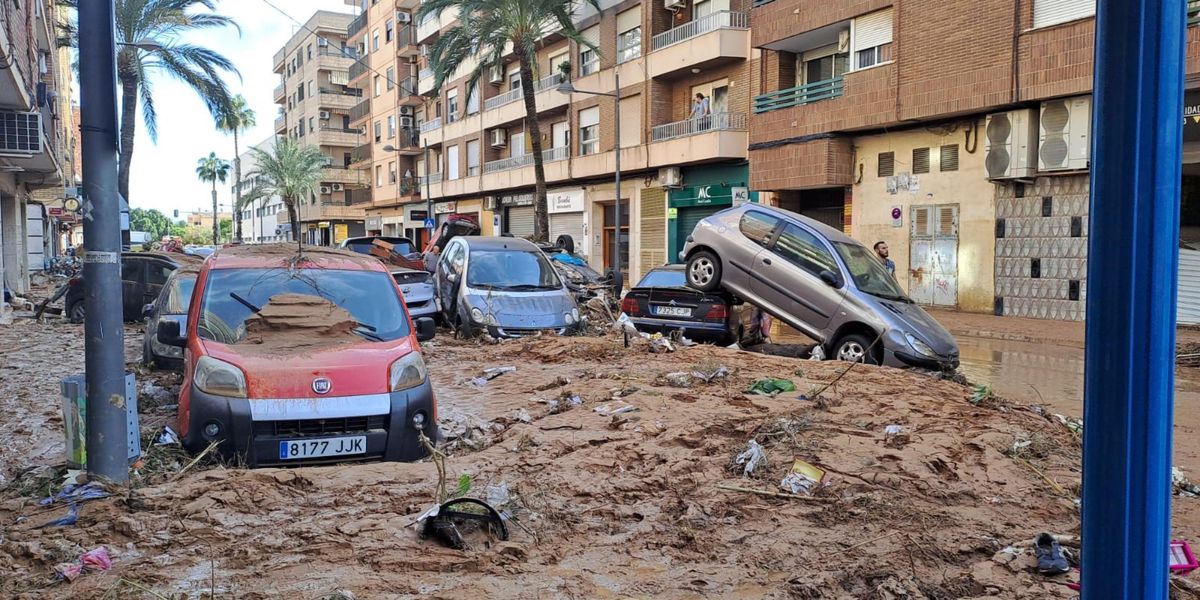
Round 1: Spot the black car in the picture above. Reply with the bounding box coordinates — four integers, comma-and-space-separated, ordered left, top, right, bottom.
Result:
620, 265, 764, 346
142, 266, 198, 370
64, 252, 197, 323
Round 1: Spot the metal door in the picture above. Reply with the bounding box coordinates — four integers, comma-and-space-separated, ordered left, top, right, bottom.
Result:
909, 204, 959, 306
26, 203, 44, 271
506, 206, 535, 237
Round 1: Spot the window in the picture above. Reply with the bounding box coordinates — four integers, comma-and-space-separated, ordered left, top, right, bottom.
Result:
579, 107, 600, 155
940, 144, 960, 171
372, 29, 380, 51
774, 224, 838, 277
374, 75, 382, 97
307, 44, 312, 60
878, 152, 895, 177
297, 84, 305, 101
447, 89, 459, 123
447, 145, 460, 180
617, 7, 642, 63
374, 121, 382, 143
386, 20, 394, 43
509, 69, 521, 90
375, 165, 383, 187
580, 26, 599, 75
308, 81, 315, 97
552, 121, 570, 150
387, 115, 396, 138
851, 8, 893, 70
386, 67, 395, 90
739, 211, 781, 247
309, 117, 315, 134
511, 132, 525, 158
1033, 0, 1095, 29
912, 147, 930, 174
466, 82, 480, 115
388, 160, 397, 184
467, 139, 481, 176
800, 47, 849, 86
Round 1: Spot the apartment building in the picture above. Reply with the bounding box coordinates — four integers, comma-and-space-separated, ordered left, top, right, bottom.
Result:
233, 136, 288, 244
0, 0, 69, 295
749, 0, 1200, 321
346, 0, 428, 246
396, 0, 755, 284
272, 10, 369, 246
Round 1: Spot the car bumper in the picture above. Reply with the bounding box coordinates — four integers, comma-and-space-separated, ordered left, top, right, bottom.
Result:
885, 348, 960, 371
484, 324, 578, 338
183, 380, 439, 467
628, 317, 733, 344
406, 300, 437, 320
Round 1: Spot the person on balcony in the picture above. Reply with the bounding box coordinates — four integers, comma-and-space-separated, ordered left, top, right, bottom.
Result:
690, 93, 711, 132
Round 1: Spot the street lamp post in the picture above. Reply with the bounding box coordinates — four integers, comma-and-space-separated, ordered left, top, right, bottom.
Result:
557, 71, 623, 297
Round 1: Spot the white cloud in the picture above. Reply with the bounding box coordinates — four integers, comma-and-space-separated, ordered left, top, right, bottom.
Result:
126, 0, 357, 220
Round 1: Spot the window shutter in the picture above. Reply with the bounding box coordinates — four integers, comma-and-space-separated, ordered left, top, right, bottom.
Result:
940, 144, 959, 171
579, 107, 600, 128
912, 148, 930, 174
1033, 0, 1095, 28
911, 205, 932, 238
617, 6, 641, 33
582, 25, 599, 46
936, 205, 958, 238
329, 71, 349, 85
852, 8, 893, 53
639, 188, 667, 277
878, 152, 895, 177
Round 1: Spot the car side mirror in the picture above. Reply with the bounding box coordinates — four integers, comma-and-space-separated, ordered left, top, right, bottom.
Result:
141, 303, 154, 320
415, 317, 436, 342
156, 319, 187, 348
819, 270, 841, 288
446, 271, 459, 283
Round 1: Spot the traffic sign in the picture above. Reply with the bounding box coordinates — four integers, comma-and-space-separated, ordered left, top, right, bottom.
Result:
424, 217, 436, 229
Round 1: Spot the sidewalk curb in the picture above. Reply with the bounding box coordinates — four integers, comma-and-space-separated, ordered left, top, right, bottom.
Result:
948, 328, 1083, 348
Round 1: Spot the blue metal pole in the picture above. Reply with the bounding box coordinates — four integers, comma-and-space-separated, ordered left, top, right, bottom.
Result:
1083, 0, 1184, 597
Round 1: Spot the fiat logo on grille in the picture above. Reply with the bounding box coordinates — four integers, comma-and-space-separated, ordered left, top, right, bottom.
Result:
312, 377, 332, 395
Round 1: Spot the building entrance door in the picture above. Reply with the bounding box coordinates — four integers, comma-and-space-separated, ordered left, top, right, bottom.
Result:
909, 204, 959, 306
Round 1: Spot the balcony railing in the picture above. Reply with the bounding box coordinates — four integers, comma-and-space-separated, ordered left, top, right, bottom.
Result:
350, 98, 371, 122
752, 0, 774, 7
485, 86, 523, 111
273, 83, 285, 101
274, 115, 286, 131
419, 67, 434, 80
482, 146, 568, 174
533, 72, 567, 93
348, 11, 368, 37
420, 117, 442, 133
650, 112, 747, 142
397, 25, 415, 48
351, 142, 371, 165
1190, 0, 1200, 25
349, 60, 369, 81
652, 11, 748, 51
753, 77, 844, 114
397, 76, 418, 97
421, 172, 443, 184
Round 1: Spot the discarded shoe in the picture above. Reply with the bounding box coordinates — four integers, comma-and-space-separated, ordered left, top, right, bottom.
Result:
1034, 533, 1070, 575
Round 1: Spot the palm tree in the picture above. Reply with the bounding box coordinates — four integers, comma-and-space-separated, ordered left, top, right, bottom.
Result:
246, 138, 327, 251
195, 152, 231, 245
64, 0, 241, 202
217, 95, 257, 243
417, 0, 598, 241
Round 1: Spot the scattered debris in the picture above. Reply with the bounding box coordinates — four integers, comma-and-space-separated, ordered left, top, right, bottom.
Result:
1174, 467, 1200, 497
1052, 413, 1083, 435
734, 439, 766, 476
659, 372, 694, 388
485, 481, 511, 509
53, 546, 111, 583
156, 426, 180, 446
747, 378, 796, 396
1034, 533, 1071, 575
483, 366, 516, 380
970, 384, 995, 406
594, 403, 638, 417
419, 498, 510, 550
512, 408, 532, 423
883, 424, 904, 436
40, 482, 109, 507
779, 459, 825, 495
38, 503, 78, 528
647, 333, 676, 354
809, 345, 826, 361
692, 365, 729, 384
1170, 540, 1198, 574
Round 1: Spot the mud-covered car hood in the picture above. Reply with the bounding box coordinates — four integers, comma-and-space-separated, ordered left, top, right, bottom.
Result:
872, 298, 958, 356
463, 290, 577, 329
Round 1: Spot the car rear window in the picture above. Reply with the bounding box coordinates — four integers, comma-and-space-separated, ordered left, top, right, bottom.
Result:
164, 274, 196, 314
345, 238, 415, 255
197, 268, 409, 344
637, 269, 686, 288
739, 211, 780, 247
392, 270, 430, 285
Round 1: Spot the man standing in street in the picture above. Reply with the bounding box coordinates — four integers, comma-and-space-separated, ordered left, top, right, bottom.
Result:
874, 241, 896, 277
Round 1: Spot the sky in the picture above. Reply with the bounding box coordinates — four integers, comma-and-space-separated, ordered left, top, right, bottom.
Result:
124, 0, 357, 220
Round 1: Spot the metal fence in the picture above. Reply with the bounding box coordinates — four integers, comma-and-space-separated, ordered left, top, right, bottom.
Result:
484, 86, 523, 111
651, 11, 747, 51
650, 112, 746, 142
420, 116, 442, 133
481, 146, 568, 174
753, 77, 844, 113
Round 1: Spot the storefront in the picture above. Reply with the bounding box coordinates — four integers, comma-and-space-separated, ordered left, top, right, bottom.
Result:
666, 164, 754, 262
434, 199, 492, 236
304, 220, 364, 246
548, 188, 587, 257
365, 215, 383, 237
495, 192, 536, 238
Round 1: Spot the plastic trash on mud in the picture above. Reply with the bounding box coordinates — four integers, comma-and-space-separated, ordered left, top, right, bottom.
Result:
734, 439, 766, 476
156, 426, 180, 446
747, 378, 796, 396
809, 345, 826, 361
485, 481, 511, 509
779, 459, 826, 495
692, 365, 729, 384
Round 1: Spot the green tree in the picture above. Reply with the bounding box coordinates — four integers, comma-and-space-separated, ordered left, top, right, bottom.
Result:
216, 94, 256, 242
195, 152, 230, 245
129, 207, 172, 239
63, 0, 241, 202
180, 225, 210, 245
246, 138, 326, 249
218, 218, 233, 242
417, 0, 598, 241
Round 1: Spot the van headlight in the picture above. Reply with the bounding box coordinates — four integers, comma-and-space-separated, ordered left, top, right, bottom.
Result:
904, 333, 938, 358
564, 312, 576, 325
390, 352, 428, 392
571, 308, 580, 321
470, 307, 484, 323
194, 356, 247, 398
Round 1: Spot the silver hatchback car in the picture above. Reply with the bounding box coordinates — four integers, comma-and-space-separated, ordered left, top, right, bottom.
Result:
680, 204, 959, 370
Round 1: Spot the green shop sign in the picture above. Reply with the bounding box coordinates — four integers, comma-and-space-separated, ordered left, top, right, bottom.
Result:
669, 185, 752, 210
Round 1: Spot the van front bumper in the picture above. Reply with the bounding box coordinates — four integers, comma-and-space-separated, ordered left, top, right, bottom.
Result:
183, 380, 439, 467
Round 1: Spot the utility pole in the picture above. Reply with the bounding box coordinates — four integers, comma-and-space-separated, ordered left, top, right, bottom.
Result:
1082, 0, 1182, 597
612, 67, 622, 298
211, 186, 219, 245
78, 0, 128, 483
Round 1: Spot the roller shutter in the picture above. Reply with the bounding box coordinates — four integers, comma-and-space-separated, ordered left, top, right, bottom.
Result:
27, 203, 44, 271
639, 188, 666, 277
549, 212, 585, 254
1180, 248, 1200, 325
506, 205, 535, 237
1032, 0, 1095, 29
675, 206, 719, 261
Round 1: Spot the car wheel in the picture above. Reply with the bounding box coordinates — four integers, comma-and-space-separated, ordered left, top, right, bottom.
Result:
686, 250, 722, 292
833, 333, 880, 365
67, 300, 85, 324
454, 306, 477, 339
556, 234, 575, 255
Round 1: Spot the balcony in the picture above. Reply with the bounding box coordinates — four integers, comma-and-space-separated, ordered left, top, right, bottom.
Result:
397, 77, 421, 103
318, 90, 362, 111
319, 126, 363, 147
347, 11, 368, 38
273, 47, 286, 72
396, 25, 416, 52
273, 83, 285, 103
350, 142, 372, 167
420, 117, 442, 133
648, 113, 747, 168
315, 201, 367, 221
349, 98, 371, 124
648, 11, 749, 79
322, 166, 366, 185
348, 59, 370, 83
274, 114, 286, 134
422, 172, 443, 185
482, 147, 568, 174
753, 77, 843, 113
317, 47, 355, 71
392, 127, 423, 154
483, 73, 565, 112
1191, 0, 1200, 25
418, 68, 436, 96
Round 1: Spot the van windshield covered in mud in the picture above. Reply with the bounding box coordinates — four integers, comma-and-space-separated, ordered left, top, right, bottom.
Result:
467, 250, 562, 290
197, 268, 410, 344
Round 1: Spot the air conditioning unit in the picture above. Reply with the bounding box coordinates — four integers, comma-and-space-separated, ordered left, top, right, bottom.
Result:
664, 0, 686, 9
319, 185, 332, 194
488, 65, 504, 85
984, 109, 1037, 179
317, 38, 329, 47
318, 110, 331, 120
0, 112, 42, 155
659, 167, 682, 188
420, 44, 430, 57
396, 11, 412, 23
484, 195, 498, 210
1039, 96, 1091, 172
400, 115, 415, 127
490, 128, 508, 148
399, 105, 415, 116
332, 183, 345, 191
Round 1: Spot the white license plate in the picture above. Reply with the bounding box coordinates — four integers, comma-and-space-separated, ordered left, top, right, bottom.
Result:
279, 436, 366, 460
654, 306, 692, 317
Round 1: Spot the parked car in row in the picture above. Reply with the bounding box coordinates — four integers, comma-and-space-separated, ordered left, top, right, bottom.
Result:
155, 244, 438, 466
142, 264, 199, 370
392, 268, 436, 322
65, 252, 199, 323
434, 236, 581, 339
622, 265, 764, 347
681, 204, 960, 370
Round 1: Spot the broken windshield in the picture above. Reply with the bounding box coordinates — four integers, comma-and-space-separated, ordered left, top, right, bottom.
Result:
197, 268, 410, 345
